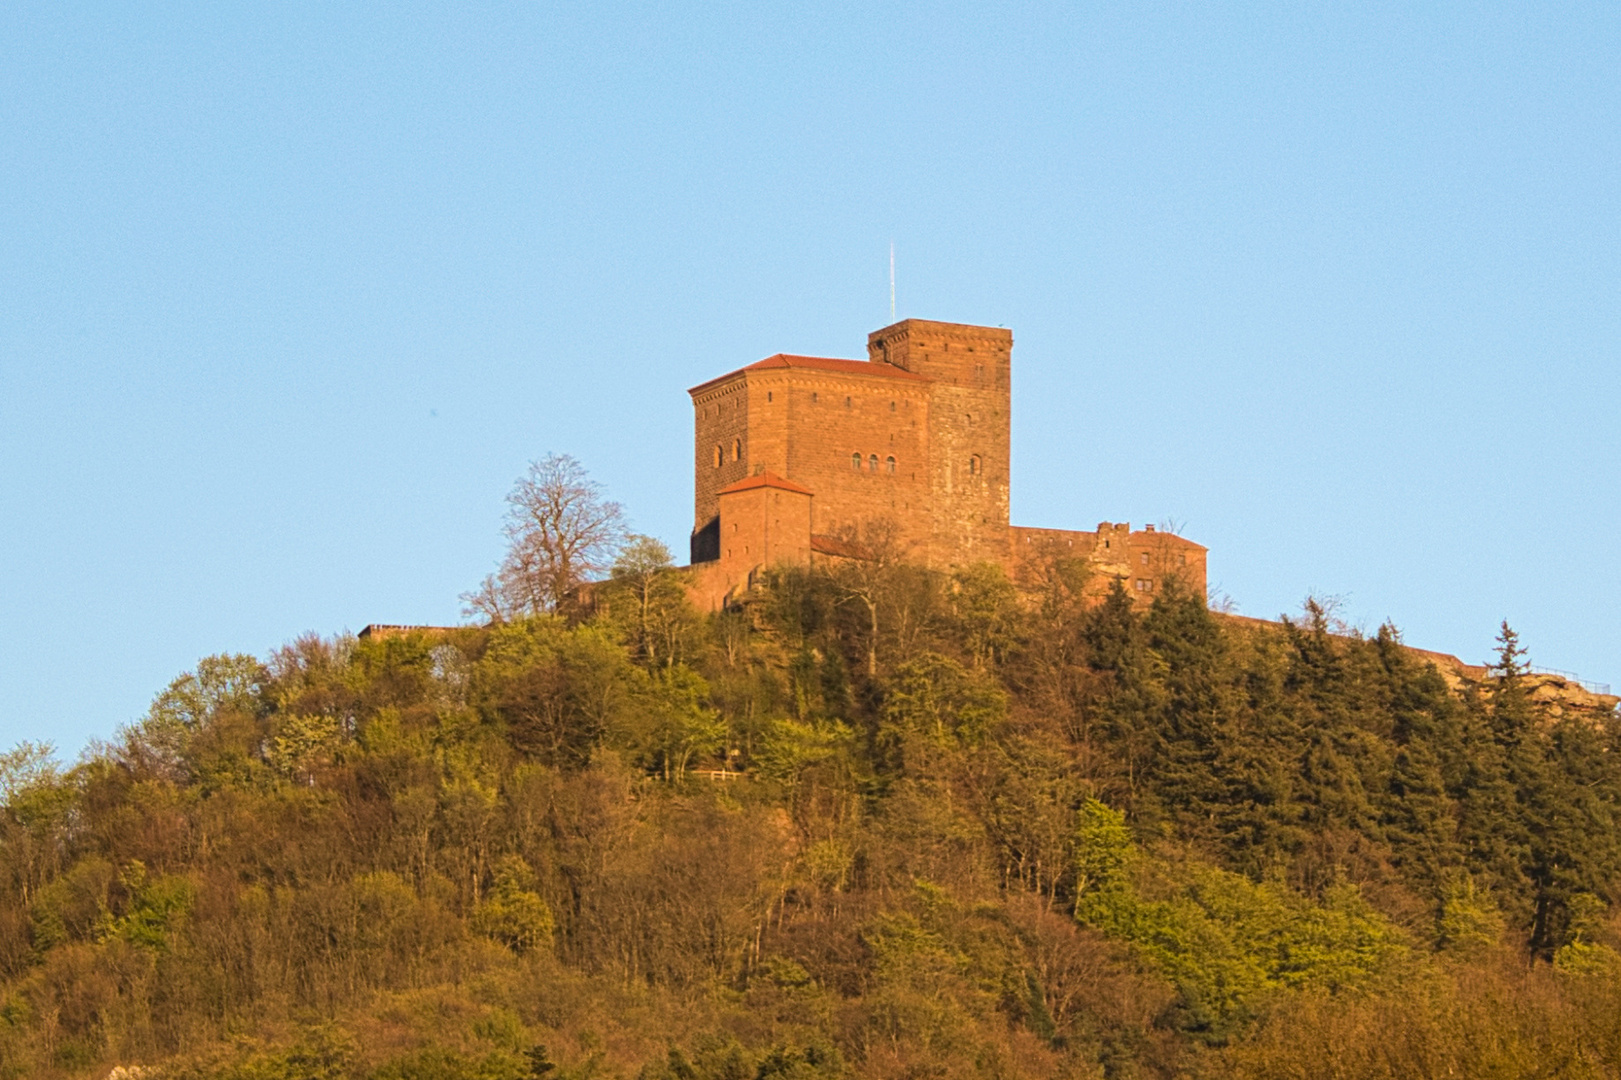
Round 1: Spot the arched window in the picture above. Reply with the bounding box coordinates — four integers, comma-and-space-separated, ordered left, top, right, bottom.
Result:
969, 454, 982, 476
732, 438, 742, 462
869, 454, 879, 472
885, 456, 896, 474
713, 445, 723, 468
851, 452, 862, 470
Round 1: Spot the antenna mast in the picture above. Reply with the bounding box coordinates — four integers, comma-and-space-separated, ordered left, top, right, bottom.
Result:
889, 241, 896, 321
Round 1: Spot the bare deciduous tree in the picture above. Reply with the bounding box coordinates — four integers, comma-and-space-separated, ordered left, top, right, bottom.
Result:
465, 453, 626, 620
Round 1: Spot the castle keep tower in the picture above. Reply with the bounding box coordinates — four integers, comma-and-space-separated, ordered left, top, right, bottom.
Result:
867, 320, 1012, 563
685, 318, 1206, 609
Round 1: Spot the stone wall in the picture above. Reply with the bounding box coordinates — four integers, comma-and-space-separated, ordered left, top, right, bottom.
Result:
690, 355, 933, 558
1010, 523, 1208, 606
686, 319, 1209, 610
868, 320, 1012, 565
690, 376, 751, 556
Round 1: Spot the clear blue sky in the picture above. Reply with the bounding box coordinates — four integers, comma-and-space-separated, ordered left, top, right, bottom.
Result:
2, 2, 1617, 753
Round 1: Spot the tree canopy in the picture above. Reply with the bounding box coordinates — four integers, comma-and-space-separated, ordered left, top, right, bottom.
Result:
3, 537, 1619, 1079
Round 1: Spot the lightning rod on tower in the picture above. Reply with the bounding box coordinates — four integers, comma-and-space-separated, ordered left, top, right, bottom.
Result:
889, 241, 896, 321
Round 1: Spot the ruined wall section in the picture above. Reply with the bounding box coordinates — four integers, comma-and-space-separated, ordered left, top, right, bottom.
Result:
869, 320, 1012, 564
1010, 523, 1208, 606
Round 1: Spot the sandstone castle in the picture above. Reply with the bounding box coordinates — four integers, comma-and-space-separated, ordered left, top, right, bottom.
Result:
684, 318, 1207, 609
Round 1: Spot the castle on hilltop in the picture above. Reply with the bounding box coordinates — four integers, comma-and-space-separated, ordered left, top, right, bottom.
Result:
684, 318, 1207, 609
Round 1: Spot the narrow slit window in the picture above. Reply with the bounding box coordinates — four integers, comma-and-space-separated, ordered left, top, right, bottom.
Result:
713, 445, 723, 468
732, 438, 742, 462
969, 454, 982, 476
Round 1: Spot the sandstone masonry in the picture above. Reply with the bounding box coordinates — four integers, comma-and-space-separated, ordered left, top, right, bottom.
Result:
685, 319, 1207, 609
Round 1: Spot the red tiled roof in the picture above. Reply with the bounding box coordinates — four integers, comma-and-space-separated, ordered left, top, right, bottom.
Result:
689, 354, 922, 395
717, 471, 814, 497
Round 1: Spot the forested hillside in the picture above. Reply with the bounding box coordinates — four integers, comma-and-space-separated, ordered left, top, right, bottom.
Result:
3, 545, 1620, 1079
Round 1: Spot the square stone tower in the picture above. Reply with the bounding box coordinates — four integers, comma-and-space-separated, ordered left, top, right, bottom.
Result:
866, 319, 1012, 564
684, 317, 1206, 612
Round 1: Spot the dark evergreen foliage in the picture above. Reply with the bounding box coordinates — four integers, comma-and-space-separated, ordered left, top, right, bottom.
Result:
1, 554, 1618, 1079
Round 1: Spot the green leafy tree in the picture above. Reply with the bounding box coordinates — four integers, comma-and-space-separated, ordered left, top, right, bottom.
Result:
882, 653, 1006, 749
119, 653, 267, 782
473, 618, 639, 766
616, 667, 727, 781
600, 535, 702, 669
472, 856, 555, 954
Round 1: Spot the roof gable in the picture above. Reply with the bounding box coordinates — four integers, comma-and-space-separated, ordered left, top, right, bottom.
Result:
716, 471, 814, 497
689, 354, 922, 396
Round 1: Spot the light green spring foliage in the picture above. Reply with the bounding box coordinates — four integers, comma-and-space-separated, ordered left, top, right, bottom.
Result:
5, 553, 1621, 1079
1553, 892, 1621, 976
472, 856, 555, 955
881, 652, 1006, 750
753, 718, 854, 783
0, 743, 59, 807
127, 653, 267, 780
29, 857, 195, 955
1435, 869, 1504, 955
266, 712, 344, 783
1075, 799, 1406, 1033
471, 617, 724, 779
